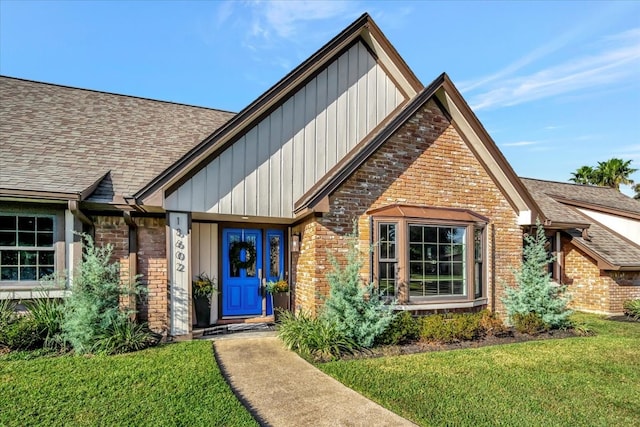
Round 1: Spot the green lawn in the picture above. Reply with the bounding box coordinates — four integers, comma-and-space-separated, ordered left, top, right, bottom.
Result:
319, 313, 640, 426
0, 341, 258, 427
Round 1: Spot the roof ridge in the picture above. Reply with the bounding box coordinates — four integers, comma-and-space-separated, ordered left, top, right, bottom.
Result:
0, 75, 237, 115
519, 176, 613, 190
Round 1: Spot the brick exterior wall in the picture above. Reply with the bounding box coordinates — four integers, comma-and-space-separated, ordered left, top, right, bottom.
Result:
292, 99, 523, 317
93, 216, 167, 334
562, 236, 640, 314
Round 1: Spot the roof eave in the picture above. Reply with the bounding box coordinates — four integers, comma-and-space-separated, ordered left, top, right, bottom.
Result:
0, 188, 81, 202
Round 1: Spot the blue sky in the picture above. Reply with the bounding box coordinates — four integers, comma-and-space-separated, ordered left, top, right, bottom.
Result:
1, 1, 639, 195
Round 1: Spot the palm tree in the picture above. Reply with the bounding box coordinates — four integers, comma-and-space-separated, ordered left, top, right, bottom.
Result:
569, 166, 596, 185
634, 183, 640, 200
594, 158, 637, 190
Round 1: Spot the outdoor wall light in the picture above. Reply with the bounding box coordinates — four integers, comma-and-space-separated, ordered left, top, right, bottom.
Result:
291, 233, 301, 253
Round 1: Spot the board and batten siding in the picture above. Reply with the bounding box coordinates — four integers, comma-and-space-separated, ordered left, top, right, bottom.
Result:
191, 222, 219, 324
166, 41, 405, 218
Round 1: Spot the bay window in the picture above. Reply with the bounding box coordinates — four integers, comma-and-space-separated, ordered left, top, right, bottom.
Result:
372, 205, 487, 306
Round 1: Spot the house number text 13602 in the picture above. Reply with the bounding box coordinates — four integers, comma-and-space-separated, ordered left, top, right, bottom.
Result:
175, 227, 186, 272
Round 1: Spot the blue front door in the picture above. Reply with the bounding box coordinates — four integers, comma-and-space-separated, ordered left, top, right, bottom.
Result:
222, 229, 262, 316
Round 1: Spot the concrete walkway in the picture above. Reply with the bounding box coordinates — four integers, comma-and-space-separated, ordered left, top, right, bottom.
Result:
213, 333, 417, 427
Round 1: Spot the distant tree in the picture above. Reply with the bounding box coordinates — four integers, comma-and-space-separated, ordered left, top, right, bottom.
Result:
634, 183, 640, 200
595, 158, 637, 190
569, 166, 596, 185
569, 158, 637, 191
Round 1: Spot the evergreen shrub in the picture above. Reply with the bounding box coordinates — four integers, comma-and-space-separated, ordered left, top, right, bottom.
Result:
322, 231, 396, 348
376, 311, 420, 345
502, 221, 572, 329
419, 312, 485, 343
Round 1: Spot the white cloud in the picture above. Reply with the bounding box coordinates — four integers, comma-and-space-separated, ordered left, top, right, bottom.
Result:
468, 28, 640, 111
501, 141, 540, 147
246, 0, 359, 41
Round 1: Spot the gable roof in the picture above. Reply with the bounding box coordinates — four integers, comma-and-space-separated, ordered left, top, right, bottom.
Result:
133, 13, 423, 206
294, 73, 542, 225
0, 76, 234, 203
521, 178, 640, 270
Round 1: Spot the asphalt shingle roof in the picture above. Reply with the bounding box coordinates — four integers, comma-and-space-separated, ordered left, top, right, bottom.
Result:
0, 76, 235, 202
521, 178, 640, 268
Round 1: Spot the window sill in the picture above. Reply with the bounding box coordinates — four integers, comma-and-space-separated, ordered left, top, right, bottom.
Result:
0, 285, 69, 300
395, 298, 488, 311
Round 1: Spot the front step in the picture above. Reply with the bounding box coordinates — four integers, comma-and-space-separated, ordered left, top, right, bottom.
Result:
200, 322, 275, 337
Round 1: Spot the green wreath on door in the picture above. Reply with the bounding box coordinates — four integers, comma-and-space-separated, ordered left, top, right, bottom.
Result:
229, 241, 257, 270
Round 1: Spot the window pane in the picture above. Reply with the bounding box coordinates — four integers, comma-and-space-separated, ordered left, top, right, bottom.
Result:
37, 232, 54, 247
18, 232, 35, 247
379, 261, 396, 297
20, 251, 37, 266
18, 217, 36, 231
229, 235, 240, 277
424, 227, 437, 242
409, 243, 422, 261
39, 251, 54, 265
244, 236, 256, 278
20, 267, 37, 281
39, 266, 54, 279
406, 224, 466, 298
1, 267, 18, 281
409, 226, 422, 243
269, 235, 280, 278
1, 250, 18, 266
409, 280, 423, 296
37, 217, 54, 231
0, 216, 16, 231
0, 231, 16, 246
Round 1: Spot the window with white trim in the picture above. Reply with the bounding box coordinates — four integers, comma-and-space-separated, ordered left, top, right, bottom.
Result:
0, 215, 55, 282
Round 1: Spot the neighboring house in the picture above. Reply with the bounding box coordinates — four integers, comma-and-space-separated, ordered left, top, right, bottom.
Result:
522, 178, 640, 315
1, 14, 633, 338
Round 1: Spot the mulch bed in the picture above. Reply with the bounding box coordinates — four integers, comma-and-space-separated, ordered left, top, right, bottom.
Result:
344, 328, 583, 360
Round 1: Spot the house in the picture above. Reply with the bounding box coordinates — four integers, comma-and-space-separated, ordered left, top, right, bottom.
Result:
522, 178, 640, 315
2, 14, 634, 338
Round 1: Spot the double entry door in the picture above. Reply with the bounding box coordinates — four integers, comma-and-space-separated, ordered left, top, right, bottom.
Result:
221, 228, 284, 317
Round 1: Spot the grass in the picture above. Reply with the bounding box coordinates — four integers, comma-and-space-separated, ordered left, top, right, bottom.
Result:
0, 340, 258, 427
318, 313, 640, 426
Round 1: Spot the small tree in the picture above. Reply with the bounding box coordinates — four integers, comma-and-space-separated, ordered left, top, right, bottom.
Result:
502, 221, 572, 329
322, 231, 396, 348
62, 234, 146, 354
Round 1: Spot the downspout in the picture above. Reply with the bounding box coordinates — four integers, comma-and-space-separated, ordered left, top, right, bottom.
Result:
123, 211, 138, 282
123, 211, 138, 318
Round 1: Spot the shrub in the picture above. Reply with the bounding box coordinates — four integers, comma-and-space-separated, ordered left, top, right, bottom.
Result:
62, 234, 146, 354
419, 312, 484, 343
478, 310, 509, 337
376, 311, 420, 345
322, 231, 396, 348
93, 315, 160, 355
277, 310, 359, 362
623, 299, 640, 321
1, 315, 43, 351
512, 312, 549, 335
502, 221, 572, 329
23, 297, 65, 349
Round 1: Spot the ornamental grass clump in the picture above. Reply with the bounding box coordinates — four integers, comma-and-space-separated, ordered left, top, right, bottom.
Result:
502, 221, 572, 331
322, 231, 396, 348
